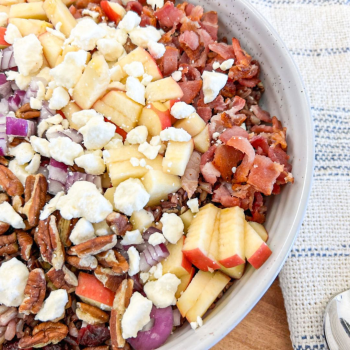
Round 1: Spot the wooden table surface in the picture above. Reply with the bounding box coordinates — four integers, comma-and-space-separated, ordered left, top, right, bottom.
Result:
212, 278, 292, 350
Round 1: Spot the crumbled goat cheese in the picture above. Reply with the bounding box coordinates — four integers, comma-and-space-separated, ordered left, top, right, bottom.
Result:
150, 136, 161, 146
40, 191, 65, 220
127, 246, 140, 276
75, 152, 105, 175
220, 59, 234, 71
4, 23, 22, 44
79, 116, 116, 150
49, 137, 84, 166
146, 0, 164, 8
187, 198, 199, 213
35, 289, 68, 322
148, 232, 166, 246
49, 87, 70, 110
30, 81, 46, 110
104, 135, 123, 150
0, 12, 8, 27
129, 26, 162, 48
232, 166, 237, 174
144, 273, 180, 308
138, 142, 160, 160
118, 11, 141, 32
0, 258, 29, 307
126, 125, 148, 144
149, 262, 162, 279
8, 159, 29, 185
65, 17, 106, 50
126, 76, 146, 105
141, 73, 153, 86
124, 61, 144, 77
140, 272, 150, 283
160, 127, 191, 142
9, 142, 34, 165
71, 109, 102, 129
93, 220, 112, 236
46, 114, 63, 125
171, 102, 196, 119
212, 132, 220, 139
82, 9, 99, 19
97, 38, 124, 61
0, 201, 25, 229
25, 154, 41, 174
56, 181, 113, 223
171, 70, 182, 81
79, 255, 98, 268
160, 212, 184, 244
147, 40, 165, 59
121, 230, 144, 245
121, 292, 152, 339
114, 178, 150, 216
212, 61, 220, 70
13, 34, 43, 76
130, 157, 140, 167
70, 218, 96, 245
202, 71, 228, 104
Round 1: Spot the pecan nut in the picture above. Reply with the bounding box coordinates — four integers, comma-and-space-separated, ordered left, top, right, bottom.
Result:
19, 268, 46, 315
0, 222, 9, 235
96, 250, 129, 274
106, 212, 132, 236
23, 174, 47, 227
66, 255, 98, 271
0, 232, 18, 256
57, 216, 77, 247
0, 156, 8, 166
67, 235, 117, 257
0, 165, 24, 197
0, 193, 9, 204
46, 265, 78, 293
76, 302, 110, 325
94, 266, 125, 292
34, 215, 65, 270
12, 195, 24, 213
17, 230, 33, 261
18, 321, 68, 348
15, 103, 41, 120
110, 279, 134, 349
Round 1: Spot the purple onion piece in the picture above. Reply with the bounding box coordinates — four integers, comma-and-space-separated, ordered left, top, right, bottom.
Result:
173, 308, 181, 327
130, 274, 144, 293
155, 243, 170, 260
143, 248, 156, 267
0, 99, 9, 115
48, 179, 65, 195
6, 117, 36, 138
61, 129, 83, 144
143, 227, 162, 241
37, 165, 49, 179
147, 244, 160, 262
39, 101, 56, 123
1, 47, 16, 71
0, 138, 7, 156
22, 77, 47, 105
48, 158, 68, 184
65, 171, 102, 193
0, 74, 12, 99
139, 253, 151, 272
8, 91, 22, 111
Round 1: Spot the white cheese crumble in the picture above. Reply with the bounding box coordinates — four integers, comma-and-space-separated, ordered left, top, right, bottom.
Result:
35, 289, 68, 322
8, 159, 29, 185
138, 142, 160, 160
232, 166, 237, 174
93, 220, 112, 236
118, 11, 141, 32
114, 178, 150, 216
9, 142, 34, 165
171, 70, 182, 81
4, 23, 22, 44
104, 135, 123, 150
80, 255, 98, 268
40, 191, 65, 220
130, 157, 140, 167
30, 136, 51, 158
49, 137, 84, 166
121, 229, 144, 245
97, 38, 124, 61
127, 246, 140, 276
146, 0, 164, 8
212, 132, 220, 140
160, 213, 184, 244
149, 262, 162, 279
49, 87, 70, 110
0, 258, 29, 307
82, 9, 99, 19
0, 12, 8, 27
141, 73, 153, 86
70, 218, 96, 245
129, 26, 162, 48
30, 80, 46, 110
148, 232, 166, 246
140, 272, 150, 283
57, 181, 113, 223
72, 109, 101, 129
75, 152, 105, 175
124, 61, 144, 77
160, 127, 191, 142
144, 273, 180, 308
170, 101, 196, 119
126, 125, 148, 144
220, 59, 234, 71
126, 76, 145, 105
187, 198, 199, 213
121, 292, 152, 339
0, 201, 25, 229
25, 154, 41, 174
212, 61, 220, 70
202, 71, 228, 104
240, 123, 247, 130
147, 40, 165, 59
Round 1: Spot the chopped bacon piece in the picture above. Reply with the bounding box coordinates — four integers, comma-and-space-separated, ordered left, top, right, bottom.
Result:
208, 113, 226, 135
179, 51, 190, 64
272, 183, 281, 195
202, 11, 218, 24
159, 25, 176, 44
140, 6, 157, 27
199, 180, 212, 193
232, 184, 256, 210
247, 155, 284, 195
189, 5, 203, 21
209, 42, 235, 60
227, 136, 255, 182
179, 64, 201, 81
185, 3, 195, 15
200, 11, 218, 40
180, 17, 200, 33
179, 30, 199, 51
126, 1, 143, 15
250, 105, 272, 123
238, 78, 260, 88
251, 192, 266, 223
200, 145, 216, 165
221, 79, 237, 98
197, 28, 214, 47
212, 182, 240, 207
213, 145, 243, 180
200, 162, 220, 185
225, 96, 246, 116
250, 135, 270, 155
176, 1, 187, 11
229, 63, 259, 82
197, 95, 228, 111
268, 145, 292, 172
219, 126, 249, 143
231, 37, 251, 66
181, 151, 201, 198
191, 47, 208, 68
251, 125, 274, 134
178, 80, 202, 104
155, 1, 184, 28
158, 46, 179, 76
196, 107, 212, 122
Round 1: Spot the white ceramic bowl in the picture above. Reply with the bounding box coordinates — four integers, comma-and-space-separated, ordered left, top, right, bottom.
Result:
161, 0, 314, 348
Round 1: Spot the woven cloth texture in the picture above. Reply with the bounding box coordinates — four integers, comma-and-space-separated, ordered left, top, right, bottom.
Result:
247, 0, 350, 349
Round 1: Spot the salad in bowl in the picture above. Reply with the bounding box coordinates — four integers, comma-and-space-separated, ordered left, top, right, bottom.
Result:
0, 0, 294, 348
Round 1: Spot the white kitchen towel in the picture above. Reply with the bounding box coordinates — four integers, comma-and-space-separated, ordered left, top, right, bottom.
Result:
247, 0, 350, 349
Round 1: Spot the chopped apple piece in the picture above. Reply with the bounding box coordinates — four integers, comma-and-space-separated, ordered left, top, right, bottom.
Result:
162, 140, 194, 176
176, 270, 212, 317
100, 1, 125, 23
179, 210, 193, 233
130, 209, 154, 232
162, 237, 192, 278
248, 221, 268, 242
185, 271, 230, 322
94, 91, 143, 132
0, 28, 9, 49
0, 0, 24, 5
193, 125, 210, 153
145, 77, 184, 103
141, 169, 181, 206
10, 18, 52, 36
55, 45, 91, 66
38, 31, 63, 68
183, 203, 220, 271
104, 187, 117, 211
175, 267, 195, 299
60, 101, 81, 130
103, 145, 143, 169
138, 102, 172, 137
245, 221, 272, 269
174, 113, 206, 137
9, 2, 47, 20
43, 0, 76, 37
76, 272, 115, 311
0, 5, 10, 13
73, 55, 109, 110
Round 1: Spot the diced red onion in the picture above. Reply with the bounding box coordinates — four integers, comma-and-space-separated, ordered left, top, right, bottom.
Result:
139, 243, 169, 272
48, 158, 68, 184
48, 179, 65, 195
154, 243, 170, 260
130, 274, 144, 292
142, 227, 162, 241
8, 90, 25, 111
173, 309, 181, 326
37, 164, 49, 179
0, 115, 7, 156
141, 319, 155, 332
0, 74, 11, 99
6, 117, 36, 138
46, 128, 83, 145
0, 47, 16, 71
10, 81, 19, 91
65, 171, 102, 192
22, 78, 46, 105
39, 101, 56, 122
0, 99, 9, 115
139, 253, 151, 272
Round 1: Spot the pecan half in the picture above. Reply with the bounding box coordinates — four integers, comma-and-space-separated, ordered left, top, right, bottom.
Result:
57, 216, 77, 247
0, 193, 9, 204
110, 279, 134, 349
18, 321, 68, 348
34, 215, 64, 270
96, 250, 129, 274
0, 156, 8, 166
76, 302, 110, 325
67, 235, 117, 257
19, 268, 46, 315
66, 255, 98, 271
47, 265, 78, 293
0, 165, 24, 196
23, 174, 47, 227
0, 222, 9, 235
12, 195, 24, 213
0, 232, 18, 256
106, 212, 132, 236
15, 103, 41, 120
17, 230, 33, 261
94, 266, 125, 292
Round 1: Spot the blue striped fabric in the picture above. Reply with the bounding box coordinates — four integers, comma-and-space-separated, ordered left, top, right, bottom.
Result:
248, 0, 350, 348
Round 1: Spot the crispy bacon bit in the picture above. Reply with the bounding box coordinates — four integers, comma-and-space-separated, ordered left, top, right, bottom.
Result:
250, 135, 270, 155
220, 126, 249, 144
158, 46, 179, 76
178, 80, 202, 104
212, 182, 240, 207
188, 5, 203, 21
179, 30, 199, 51
268, 145, 292, 172
250, 105, 272, 123
155, 1, 184, 29
196, 106, 212, 122
209, 42, 235, 60
224, 96, 246, 117
201, 162, 220, 185
200, 11, 218, 40
126, 1, 143, 15
181, 151, 201, 198
213, 145, 243, 181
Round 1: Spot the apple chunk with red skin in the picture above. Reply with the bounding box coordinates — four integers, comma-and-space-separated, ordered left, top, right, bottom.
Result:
0, 28, 9, 49
245, 221, 272, 269
76, 272, 115, 311
145, 77, 184, 103
175, 266, 195, 299
100, 1, 125, 23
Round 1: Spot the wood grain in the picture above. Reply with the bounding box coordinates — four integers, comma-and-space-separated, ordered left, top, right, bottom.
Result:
212, 278, 292, 350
